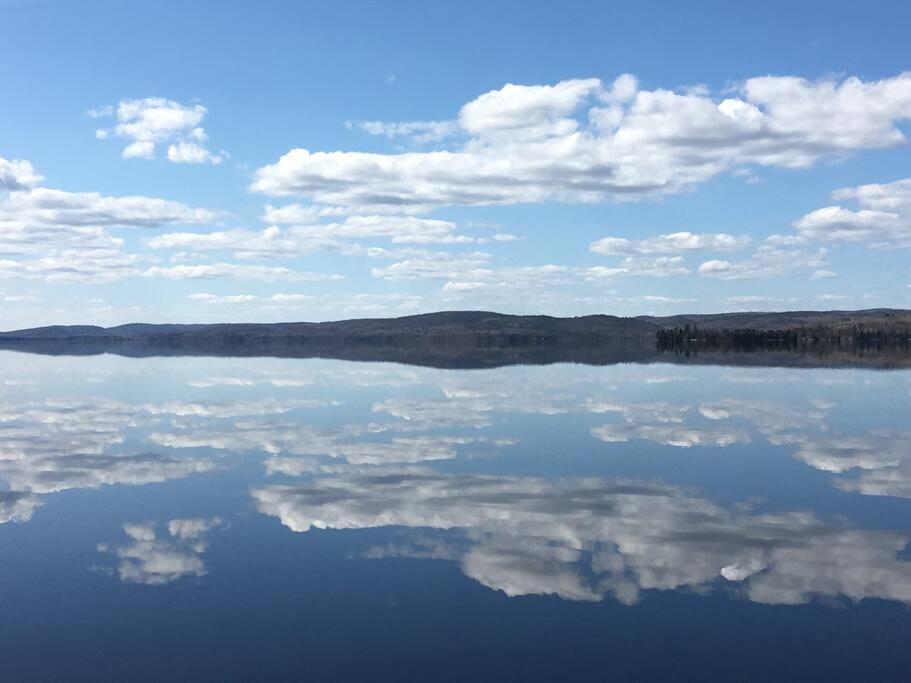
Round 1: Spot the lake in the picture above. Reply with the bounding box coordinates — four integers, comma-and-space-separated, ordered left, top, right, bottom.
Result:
1, 350, 910, 681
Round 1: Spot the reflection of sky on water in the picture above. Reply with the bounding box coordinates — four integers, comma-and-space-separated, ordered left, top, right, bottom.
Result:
0, 350, 909, 613
253, 470, 911, 605
96, 517, 223, 585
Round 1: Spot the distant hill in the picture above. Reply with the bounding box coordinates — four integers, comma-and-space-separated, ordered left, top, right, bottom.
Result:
0, 309, 909, 369
0, 311, 659, 342
2, 309, 909, 341
637, 308, 911, 331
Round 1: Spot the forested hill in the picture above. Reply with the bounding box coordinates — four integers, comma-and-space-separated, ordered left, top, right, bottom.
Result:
0, 309, 909, 342
637, 308, 911, 331
0, 311, 655, 341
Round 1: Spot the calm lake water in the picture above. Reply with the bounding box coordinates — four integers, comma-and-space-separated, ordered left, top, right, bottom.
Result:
1, 350, 910, 681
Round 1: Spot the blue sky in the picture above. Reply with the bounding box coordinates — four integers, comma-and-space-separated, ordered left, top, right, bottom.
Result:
1, 0, 910, 327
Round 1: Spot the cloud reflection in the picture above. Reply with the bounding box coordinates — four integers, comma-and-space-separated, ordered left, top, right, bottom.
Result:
252, 471, 911, 606
97, 517, 223, 585
0, 398, 219, 524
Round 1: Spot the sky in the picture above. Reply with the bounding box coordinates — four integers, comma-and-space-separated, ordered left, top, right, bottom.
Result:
1, 0, 910, 327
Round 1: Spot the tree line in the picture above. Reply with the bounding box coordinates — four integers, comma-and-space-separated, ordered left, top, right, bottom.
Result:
656, 324, 911, 352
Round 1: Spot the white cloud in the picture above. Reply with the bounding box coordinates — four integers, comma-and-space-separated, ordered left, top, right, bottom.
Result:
722, 295, 799, 307
315, 215, 470, 243
188, 293, 260, 304
459, 77, 602, 139
617, 295, 698, 305
251, 72, 911, 209
590, 231, 750, 255
794, 178, 911, 247
149, 226, 318, 259
87, 104, 114, 118
122, 140, 156, 160
94, 97, 226, 165
0, 156, 43, 191
0, 246, 139, 283
149, 215, 477, 260
585, 256, 689, 280
0, 187, 216, 228
698, 246, 827, 280
0, 175, 218, 283
370, 252, 493, 281
442, 281, 487, 292
262, 203, 326, 224
348, 120, 459, 144
145, 263, 344, 282
833, 177, 911, 212
369, 252, 575, 298
188, 292, 317, 306
167, 141, 225, 165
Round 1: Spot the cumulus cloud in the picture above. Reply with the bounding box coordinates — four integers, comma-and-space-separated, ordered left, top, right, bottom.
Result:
590, 232, 750, 256
144, 263, 344, 282
148, 226, 318, 259
316, 215, 471, 243
347, 120, 459, 144
613, 295, 698, 306
123, 141, 156, 160
0, 187, 216, 228
367, 251, 577, 298
167, 141, 225, 166
0, 172, 218, 283
0, 219, 140, 283
251, 72, 911, 209
585, 256, 689, 280
722, 295, 800, 308
369, 251, 494, 281
0, 156, 43, 191
460, 77, 603, 140
93, 97, 226, 164
148, 216, 475, 261
794, 178, 911, 247
698, 246, 828, 280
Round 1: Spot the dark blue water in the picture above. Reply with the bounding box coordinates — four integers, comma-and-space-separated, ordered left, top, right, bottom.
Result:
1, 352, 910, 681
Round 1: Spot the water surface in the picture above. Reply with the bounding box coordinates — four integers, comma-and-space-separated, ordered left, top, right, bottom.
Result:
1, 351, 910, 680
